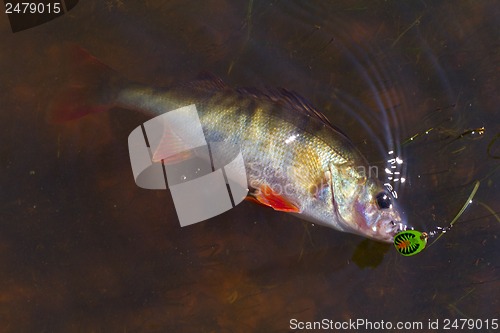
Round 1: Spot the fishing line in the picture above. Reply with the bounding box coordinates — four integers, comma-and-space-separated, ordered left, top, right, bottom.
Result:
394, 180, 480, 256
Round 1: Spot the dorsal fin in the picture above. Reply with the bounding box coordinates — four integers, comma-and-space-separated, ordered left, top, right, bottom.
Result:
182, 75, 349, 138
184, 72, 227, 91
236, 86, 345, 134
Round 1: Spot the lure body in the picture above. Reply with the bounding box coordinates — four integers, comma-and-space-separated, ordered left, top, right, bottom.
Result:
394, 230, 427, 256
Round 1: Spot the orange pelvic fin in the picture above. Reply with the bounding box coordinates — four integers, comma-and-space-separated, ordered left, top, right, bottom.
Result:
250, 185, 300, 213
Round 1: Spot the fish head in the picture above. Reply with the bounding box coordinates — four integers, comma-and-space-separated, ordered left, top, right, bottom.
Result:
298, 166, 406, 243
348, 178, 406, 243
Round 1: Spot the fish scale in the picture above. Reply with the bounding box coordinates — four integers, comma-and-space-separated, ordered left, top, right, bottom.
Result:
51, 49, 407, 242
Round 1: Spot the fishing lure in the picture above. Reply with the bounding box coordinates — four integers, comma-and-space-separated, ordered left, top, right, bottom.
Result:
393, 230, 428, 256
394, 180, 480, 256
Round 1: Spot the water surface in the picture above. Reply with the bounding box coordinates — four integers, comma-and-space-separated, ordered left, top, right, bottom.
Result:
1, 1, 498, 332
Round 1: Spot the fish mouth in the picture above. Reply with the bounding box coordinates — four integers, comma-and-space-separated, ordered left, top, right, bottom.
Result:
366, 219, 405, 243
387, 219, 407, 234
379, 219, 411, 242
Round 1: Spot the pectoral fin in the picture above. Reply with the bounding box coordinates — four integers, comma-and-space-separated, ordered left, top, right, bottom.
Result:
310, 170, 332, 199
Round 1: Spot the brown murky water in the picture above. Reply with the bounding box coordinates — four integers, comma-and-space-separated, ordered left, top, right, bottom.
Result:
1, 1, 498, 332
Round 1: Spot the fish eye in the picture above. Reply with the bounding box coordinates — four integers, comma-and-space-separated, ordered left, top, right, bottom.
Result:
376, 192, 392, 209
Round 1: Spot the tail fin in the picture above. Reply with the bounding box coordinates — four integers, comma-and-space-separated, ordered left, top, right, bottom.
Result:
49, 46, 124, 122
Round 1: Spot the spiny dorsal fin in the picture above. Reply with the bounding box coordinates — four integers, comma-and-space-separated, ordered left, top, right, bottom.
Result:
184, 76, 348, 138
184, 72, 227, 91
236, 86, 344, 133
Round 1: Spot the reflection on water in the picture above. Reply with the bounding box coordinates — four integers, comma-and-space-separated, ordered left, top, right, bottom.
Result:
1, 1, 498, 332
